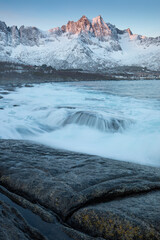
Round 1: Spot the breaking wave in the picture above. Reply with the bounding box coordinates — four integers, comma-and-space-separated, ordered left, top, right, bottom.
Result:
0, 80, 160, 167
63, 111, 133, 132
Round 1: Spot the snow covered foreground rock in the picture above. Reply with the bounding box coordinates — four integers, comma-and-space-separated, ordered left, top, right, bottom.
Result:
0, 15, 160, 71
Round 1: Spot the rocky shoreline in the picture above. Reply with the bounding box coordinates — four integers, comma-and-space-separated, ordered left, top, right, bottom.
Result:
0, 62, 160, 89
0, 139, 160, 239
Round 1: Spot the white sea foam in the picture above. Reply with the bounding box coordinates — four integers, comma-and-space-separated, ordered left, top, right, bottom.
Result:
0, 80, 160, 167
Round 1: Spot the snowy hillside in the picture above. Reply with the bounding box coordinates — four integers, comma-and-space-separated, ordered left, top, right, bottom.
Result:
0, 15, 160, 71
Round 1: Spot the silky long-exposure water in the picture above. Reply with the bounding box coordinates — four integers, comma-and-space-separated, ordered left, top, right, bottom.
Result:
0, 80, 160, 166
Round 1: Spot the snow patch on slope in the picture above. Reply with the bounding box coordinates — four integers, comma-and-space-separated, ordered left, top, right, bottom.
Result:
0, 16, 160, 71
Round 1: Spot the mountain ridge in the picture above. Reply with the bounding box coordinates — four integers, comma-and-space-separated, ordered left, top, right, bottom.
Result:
0, 15, 160, 71
49, 15, 147, 40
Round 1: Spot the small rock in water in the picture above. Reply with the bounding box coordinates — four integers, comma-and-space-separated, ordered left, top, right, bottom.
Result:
0, 91, 9, 95
13, 104, 19, 107
25, 84, 34, 87
57, 106, 76, 109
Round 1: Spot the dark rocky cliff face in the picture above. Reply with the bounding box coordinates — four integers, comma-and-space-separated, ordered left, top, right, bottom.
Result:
10, 25, 20, 45
0, 21, 43, 46
19, 26, 42, 46
0, 21, 8, 43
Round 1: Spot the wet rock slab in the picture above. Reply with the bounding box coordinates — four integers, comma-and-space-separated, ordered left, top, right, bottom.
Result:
69, 191, 160, 239
0, 200, 46, 240
0, 139, 160, 240
0, 188, 84, 240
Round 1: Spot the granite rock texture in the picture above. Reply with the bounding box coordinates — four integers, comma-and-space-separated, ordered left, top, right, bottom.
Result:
0, 139, 160, 239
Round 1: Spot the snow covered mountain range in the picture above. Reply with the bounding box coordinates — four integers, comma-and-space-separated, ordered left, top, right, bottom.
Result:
0, 15, 160, 71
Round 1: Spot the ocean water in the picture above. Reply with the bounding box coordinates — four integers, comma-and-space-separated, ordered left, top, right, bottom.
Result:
0, 80, 160, 167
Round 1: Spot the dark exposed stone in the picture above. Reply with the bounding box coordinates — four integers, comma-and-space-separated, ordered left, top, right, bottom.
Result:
19, 26, 42, 46
0, 21, 8, 33
0, 91, 9, 94
68, 192, 160, 239
0, 200, 46, 240
13, 104, 19, 107
0, 186, 56, 224
24, 84, 34, 87
10, 25, 20, 46
0, 139, 160, 240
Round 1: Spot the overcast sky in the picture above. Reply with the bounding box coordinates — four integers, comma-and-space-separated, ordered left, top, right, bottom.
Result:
0, 0, 160, 37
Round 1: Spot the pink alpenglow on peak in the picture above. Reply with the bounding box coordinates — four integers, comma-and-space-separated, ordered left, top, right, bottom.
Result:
92, 15, 112, 37
65, 15, 92, 35
49, 15, 113, 38
0, 16, 160, 71
126, 28, 133, 36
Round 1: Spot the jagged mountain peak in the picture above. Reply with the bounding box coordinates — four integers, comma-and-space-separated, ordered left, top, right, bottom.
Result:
0, 17, 160, 71
91, 15, 112, 37
79, 15, 90, 21
94, 15, 102, 18
92, 15, 103, 22
49, 15, 113, 38
126, 28, 133, 36
66, 15, 92, 35
0, 21, 8, 33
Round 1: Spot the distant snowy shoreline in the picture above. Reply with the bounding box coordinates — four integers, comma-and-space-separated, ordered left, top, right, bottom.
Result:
0, 62, 160, 88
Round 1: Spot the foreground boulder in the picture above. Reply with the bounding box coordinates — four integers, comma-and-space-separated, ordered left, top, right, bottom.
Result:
0, 139, 160, 240
69, 191, 160, 239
